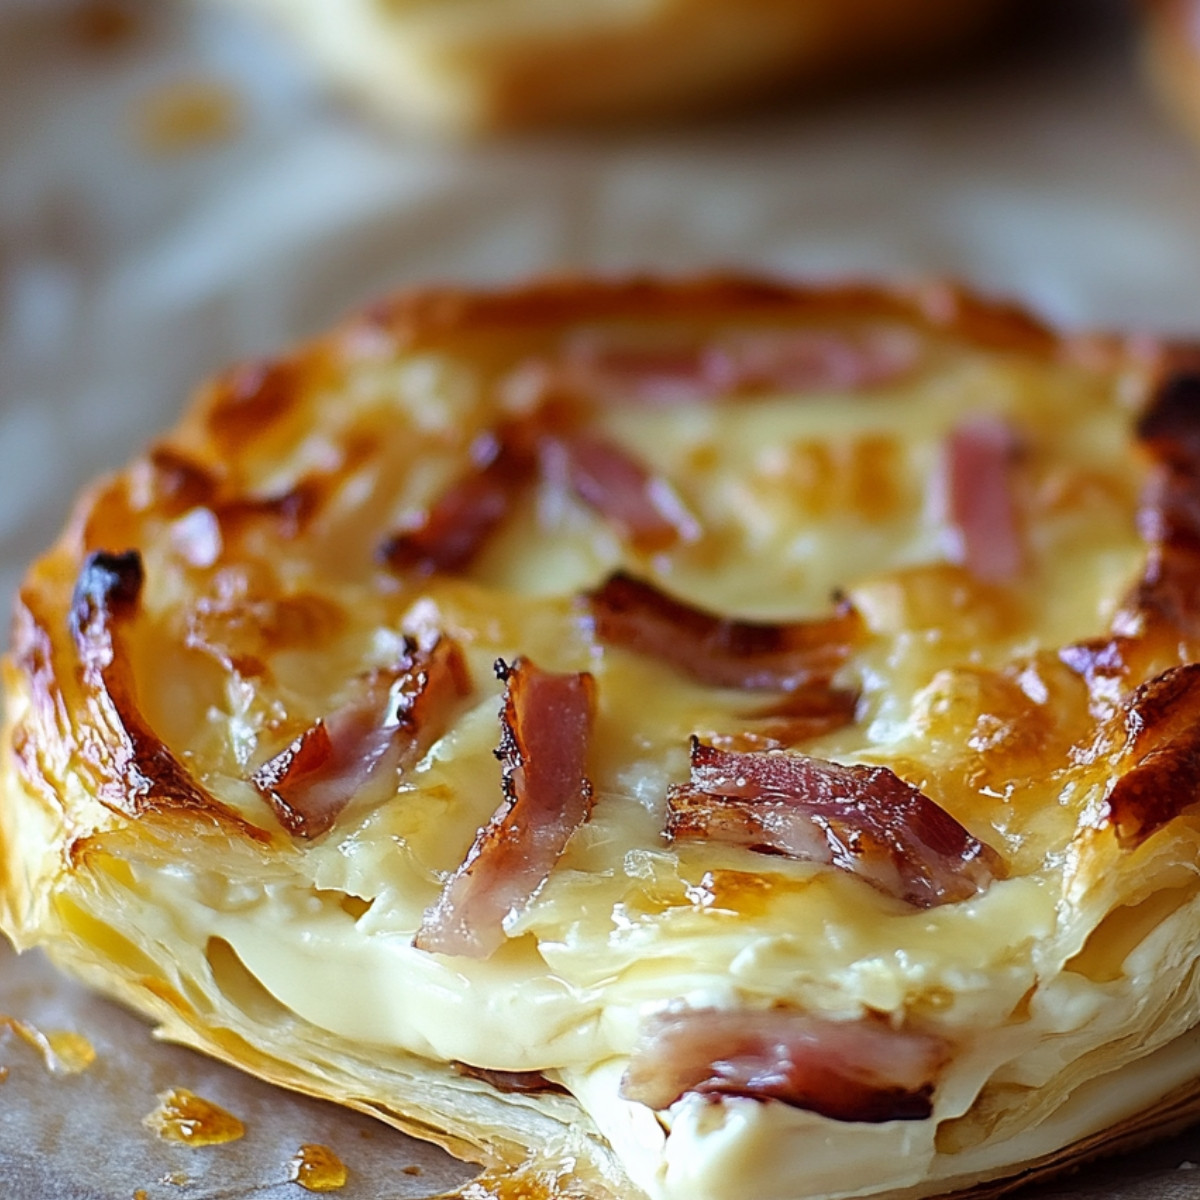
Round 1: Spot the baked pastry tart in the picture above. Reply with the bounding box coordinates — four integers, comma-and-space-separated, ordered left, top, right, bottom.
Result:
4, 277, 1200, 1200
222, 0, 1012, 134
1143, 0, 1200, 149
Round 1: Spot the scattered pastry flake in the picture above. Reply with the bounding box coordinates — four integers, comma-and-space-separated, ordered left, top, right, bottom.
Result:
0, 1016, 96, 1075
287, 1143, 349, 1192
143, 1087, 246, 1146
133, 1191, 149, 1200
134, 79, 242, 156
402, 1165, 423, 1175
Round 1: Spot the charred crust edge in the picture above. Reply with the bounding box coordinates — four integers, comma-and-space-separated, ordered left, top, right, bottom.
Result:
69, 549, 144, 646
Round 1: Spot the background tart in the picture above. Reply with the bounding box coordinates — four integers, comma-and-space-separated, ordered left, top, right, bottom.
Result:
220, 0, 1014, 135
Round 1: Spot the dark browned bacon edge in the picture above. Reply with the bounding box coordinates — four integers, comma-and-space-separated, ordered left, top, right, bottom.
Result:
1075, 663, 1200, 850
945, 416, 1024, 585
667, 740, 1003, 908
414, 658, 596, 958
250, 638, 471, 839
620, 1006, 950, 1122
584, 571, 863, 696
377, 419, 698, 574
62, 550, 269, 839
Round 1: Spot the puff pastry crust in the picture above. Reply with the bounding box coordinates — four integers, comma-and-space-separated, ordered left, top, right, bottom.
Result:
222, 0, 1011, 134
6, 277, 1200, 1200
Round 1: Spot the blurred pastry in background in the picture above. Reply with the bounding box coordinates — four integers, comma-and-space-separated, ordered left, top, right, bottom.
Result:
1143, 0, 1200, 146
220, 0, 1015, 136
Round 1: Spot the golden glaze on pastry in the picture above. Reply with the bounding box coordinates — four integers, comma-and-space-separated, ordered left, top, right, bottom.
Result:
5, 277, 1200, 1200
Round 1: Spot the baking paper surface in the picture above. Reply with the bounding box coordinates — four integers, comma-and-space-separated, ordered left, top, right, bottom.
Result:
4, 0, 1200, 1195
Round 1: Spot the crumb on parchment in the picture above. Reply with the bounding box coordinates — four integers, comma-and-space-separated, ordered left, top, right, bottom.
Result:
133, 79, 243, 156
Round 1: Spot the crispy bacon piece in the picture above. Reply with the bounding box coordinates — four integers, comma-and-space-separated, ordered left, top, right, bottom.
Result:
379, 420, 701, 570
667, 740, 1003, 908
584, 572, 862, 692
377, 429, 535, 575
559, 326, 920, 406
414, 658, 596, 958
66, 550, 266, 837
620, 1007, 949, 1122
1078, 664, 1200, 848
545, 431, 701, 553
251, 638, 470, 839
945, 416, 1024, 584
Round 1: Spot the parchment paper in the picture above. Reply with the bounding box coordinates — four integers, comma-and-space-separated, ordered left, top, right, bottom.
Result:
5, 0, 1200, 1196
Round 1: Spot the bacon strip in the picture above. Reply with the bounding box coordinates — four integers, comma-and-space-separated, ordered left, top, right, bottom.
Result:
546, 431, 701, 553
559, 326, 920, 406
945, 416, 1024, 584
379, 422, 703, 572
585, 572, 862, 691
620, 1007, 949, 1122
377, 429, 535, 576
667, 740, 1003, 908
414, 658, 596, 958
251, 638, 470, 839
559, 338, 728, 406
718, 327, 921, 394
